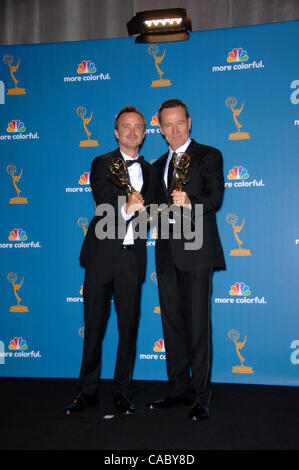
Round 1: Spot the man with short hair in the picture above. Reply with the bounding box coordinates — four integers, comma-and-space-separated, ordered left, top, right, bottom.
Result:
64, 106, 154, 415
148, 99, 225, 421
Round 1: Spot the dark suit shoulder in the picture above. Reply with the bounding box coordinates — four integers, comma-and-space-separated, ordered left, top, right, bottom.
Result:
90, 150, 121, 174
153, 152, 168, 168
143, 159, 154, 170
188, 139, 222, 157
92, 149, 120, 165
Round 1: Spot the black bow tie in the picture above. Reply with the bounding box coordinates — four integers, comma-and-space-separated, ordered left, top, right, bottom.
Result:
126, 156, 144, 167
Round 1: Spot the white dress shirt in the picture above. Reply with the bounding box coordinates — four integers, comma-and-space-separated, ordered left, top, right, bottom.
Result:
120, 151, 143, 245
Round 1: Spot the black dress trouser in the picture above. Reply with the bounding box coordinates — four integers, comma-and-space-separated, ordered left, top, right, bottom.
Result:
78, 248, 142, 398
156, 241, 213, 407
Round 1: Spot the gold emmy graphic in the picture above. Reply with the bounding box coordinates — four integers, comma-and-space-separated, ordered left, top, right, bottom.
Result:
3, 55, 26, 95
153, 306, 161, 314
226, 213, 251, 256
7, 164, 28, 204
148, 45, 172, 87
78, 327, 85, 338
7, 272, 28, 312
78, 217, 88, 236
76, 106, 99, 147
228, 329, 253, 374
225, 97, 250, 140
151, 272, 158, 285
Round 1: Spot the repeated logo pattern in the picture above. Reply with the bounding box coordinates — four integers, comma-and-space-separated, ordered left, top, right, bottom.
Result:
227, 47, 249, 62
9, 337, 28, 350
9, 228, 27, 241
7, 120, 26, 132
77, 60, 97, 74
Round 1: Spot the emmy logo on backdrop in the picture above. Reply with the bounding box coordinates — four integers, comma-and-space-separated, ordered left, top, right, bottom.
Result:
7, 272, 28, 312
228, 329, 253, 374
151, 272, 158, 285
78, 217, 88, 236
3, 55, 26, 95
226, 213, 251, 256
7, 164, 28, 204
226, 97, 250, 140
148, 45, 172, 87
76, 106, 99, 147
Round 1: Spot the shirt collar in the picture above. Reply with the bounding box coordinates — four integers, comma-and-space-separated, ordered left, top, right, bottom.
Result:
168, 137, 191, 157
120, 150, 139, 162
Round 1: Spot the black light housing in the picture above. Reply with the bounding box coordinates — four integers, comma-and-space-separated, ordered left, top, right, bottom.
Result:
127, 8, 192, 43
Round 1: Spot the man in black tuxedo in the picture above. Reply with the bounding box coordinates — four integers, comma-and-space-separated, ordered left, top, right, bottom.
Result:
148, 99, 225, 421
64, 106, 154, 415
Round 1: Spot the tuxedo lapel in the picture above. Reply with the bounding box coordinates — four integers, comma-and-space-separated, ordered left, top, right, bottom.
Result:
159, 153, 169, 196
181, 139, 200, 190
140, 161, 149, 197
106, 151, 127, 195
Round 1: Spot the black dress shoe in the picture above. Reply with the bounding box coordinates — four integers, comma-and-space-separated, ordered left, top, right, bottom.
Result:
188, 402, 210, 421
64, 392, 99, 414
114, 395, 135, 414
147, 395, 193, 410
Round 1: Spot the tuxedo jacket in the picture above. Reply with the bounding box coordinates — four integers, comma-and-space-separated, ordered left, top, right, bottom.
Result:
80, 148, 154, 281
153, 139, 226, 272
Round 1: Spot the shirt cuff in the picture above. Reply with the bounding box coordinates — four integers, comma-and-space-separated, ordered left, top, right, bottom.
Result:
121, 203, 134, 221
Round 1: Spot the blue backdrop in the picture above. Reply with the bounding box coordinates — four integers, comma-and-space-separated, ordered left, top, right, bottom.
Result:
0, 20, 298, 386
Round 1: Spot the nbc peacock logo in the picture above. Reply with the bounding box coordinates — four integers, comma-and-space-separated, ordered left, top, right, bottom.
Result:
139, 338, 166, 361
214, 281, 267, 305
1, 121, 39, 141
7, 119, 26, 132
9, 336, 28, 350
212, 47, 264, 72
150, 113, 159, 126
153, 339, 165, 352
146, 112, 161, 137
225, 165, 264, 189
77, 60, 97, 74
79, 171, 90, 185
9, 228, 27, 241
65, 172, 92, 193
0, 228, 41, 249
228, 166, 249, 180
8, 337, 41, 358
229, 282, 251, 296
64, 59, 111, 83
227, 47, 249, 63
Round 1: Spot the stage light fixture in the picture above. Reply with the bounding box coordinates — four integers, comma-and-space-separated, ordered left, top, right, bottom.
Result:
127, 8, 192, 43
